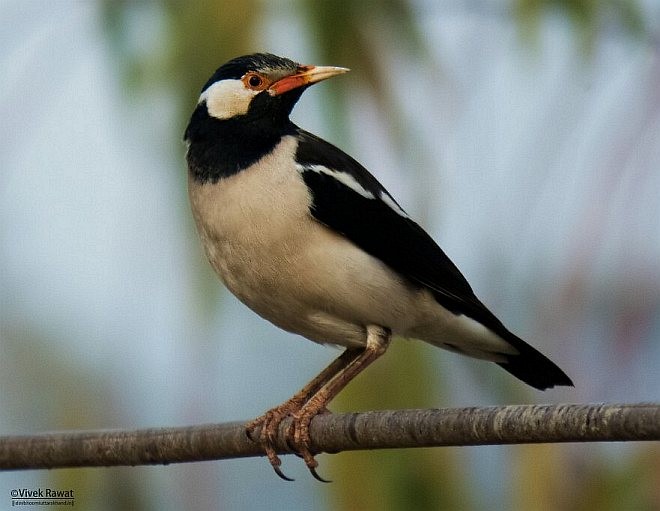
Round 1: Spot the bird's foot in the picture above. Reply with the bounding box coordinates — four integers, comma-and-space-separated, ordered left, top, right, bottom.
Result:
246, 399, 332, 482
287, 402, 332, 482
245, 398, 305, 481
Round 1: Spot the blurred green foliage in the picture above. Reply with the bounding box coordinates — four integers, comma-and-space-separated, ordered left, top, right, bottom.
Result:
514, 0, 647, 52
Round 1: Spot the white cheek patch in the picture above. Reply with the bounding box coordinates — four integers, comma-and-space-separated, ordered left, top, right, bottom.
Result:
199, 79, 257, 120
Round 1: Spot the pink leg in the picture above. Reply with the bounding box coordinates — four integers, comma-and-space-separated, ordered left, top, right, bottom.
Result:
245, 346, 364, 480
290, 326, 391, 480
246, 326, 392, 481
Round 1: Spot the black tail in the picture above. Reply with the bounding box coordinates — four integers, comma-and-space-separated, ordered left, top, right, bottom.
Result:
496, 330, 573, 390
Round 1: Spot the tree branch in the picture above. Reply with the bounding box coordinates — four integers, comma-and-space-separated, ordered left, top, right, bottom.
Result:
1, 403, 658, 470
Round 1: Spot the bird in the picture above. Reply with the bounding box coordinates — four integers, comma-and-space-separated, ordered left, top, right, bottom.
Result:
184, 52, 573, 481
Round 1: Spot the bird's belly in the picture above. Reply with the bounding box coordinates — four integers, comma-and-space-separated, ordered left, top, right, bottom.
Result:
190, 205, 424, 346
202, 215, 425, 346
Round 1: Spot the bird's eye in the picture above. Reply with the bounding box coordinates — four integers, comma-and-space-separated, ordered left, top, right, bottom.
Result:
243, 73, 267, 90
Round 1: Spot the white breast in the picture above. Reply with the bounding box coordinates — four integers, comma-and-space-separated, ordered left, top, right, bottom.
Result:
188, 136, 312, 293
188, 136, 426, 346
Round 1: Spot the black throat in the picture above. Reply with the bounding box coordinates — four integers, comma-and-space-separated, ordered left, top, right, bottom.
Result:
184, 90, 302, 184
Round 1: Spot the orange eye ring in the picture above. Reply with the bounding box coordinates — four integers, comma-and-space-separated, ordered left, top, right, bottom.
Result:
243, 72, 269, 91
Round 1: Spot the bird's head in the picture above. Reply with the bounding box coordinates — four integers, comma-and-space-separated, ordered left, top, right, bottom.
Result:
184, 53, 348, 181
195, 53, 349, 124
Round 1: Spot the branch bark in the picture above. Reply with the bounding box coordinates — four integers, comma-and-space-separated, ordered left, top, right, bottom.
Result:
1, 403, 658, 470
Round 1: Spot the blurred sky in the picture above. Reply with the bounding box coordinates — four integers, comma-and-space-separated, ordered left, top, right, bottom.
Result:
1, 1, 659, 510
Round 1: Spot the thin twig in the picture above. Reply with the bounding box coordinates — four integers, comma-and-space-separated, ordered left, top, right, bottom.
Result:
1, 403, 658, 470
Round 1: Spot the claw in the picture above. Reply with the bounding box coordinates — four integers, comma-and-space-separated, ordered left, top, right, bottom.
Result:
263, 443, 295, 481
309, 466, 331, 483
273, 464, 295, 482
298, 442, 331, 483
245, 403, 304, 481
292, 414, 331, 483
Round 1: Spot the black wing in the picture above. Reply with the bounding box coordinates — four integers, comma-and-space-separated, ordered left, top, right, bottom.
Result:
296, 129, 498, 325
295, 129, 573, 390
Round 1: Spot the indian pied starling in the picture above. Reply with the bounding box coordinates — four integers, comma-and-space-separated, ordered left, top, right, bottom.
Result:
184, 53, 573, 481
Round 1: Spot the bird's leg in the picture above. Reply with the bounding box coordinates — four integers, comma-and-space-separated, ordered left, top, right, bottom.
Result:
245, 347, 363, 480
291, 325, 392, 480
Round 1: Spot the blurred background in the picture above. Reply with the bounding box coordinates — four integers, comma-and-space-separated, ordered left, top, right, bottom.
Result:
1, 0, 659, 509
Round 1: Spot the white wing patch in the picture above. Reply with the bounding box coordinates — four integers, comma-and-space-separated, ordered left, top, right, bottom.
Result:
297, 163, 409, 218
199, 79, 257, 120
297, 164, 375, 199
379, 191, 409, 218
